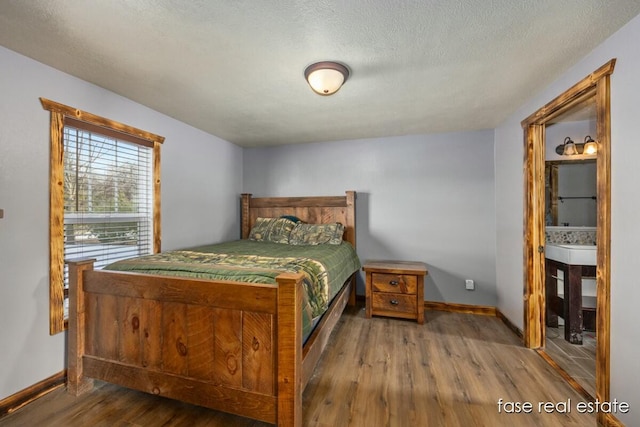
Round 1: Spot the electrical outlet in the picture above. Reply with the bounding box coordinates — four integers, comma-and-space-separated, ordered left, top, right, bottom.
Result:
465, 279, 475, 291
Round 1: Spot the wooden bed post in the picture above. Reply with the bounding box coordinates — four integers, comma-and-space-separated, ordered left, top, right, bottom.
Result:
345, 191, 356, 246
276, 272, 304, 427
345, 191, 357, 306
241, 193, 252, 239
67, 258, 96, 395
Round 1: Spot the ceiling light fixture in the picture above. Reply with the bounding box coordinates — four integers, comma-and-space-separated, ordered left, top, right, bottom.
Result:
555, 135, 598, 156
304, 61, 350, 96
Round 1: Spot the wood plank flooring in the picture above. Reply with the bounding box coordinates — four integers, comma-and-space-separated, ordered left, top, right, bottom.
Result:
0, 306, 597, 426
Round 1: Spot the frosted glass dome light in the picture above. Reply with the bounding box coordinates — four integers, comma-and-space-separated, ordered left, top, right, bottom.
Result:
304, 62, 350, 96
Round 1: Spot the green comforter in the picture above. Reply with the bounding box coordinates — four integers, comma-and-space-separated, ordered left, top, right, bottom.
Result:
104, 239, 361, 340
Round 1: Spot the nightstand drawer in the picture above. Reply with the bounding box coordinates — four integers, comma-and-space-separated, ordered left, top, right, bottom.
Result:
372, 273, 417, 294
371, 292, 417, 315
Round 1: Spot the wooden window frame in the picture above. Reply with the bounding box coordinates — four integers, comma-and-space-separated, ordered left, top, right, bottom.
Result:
41, 98, 164, 335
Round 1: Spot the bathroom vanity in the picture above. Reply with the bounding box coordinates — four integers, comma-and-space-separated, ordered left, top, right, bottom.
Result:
545, 243, 596, 345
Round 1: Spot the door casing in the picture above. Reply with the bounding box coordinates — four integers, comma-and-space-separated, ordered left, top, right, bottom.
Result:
521, 59, 615, 426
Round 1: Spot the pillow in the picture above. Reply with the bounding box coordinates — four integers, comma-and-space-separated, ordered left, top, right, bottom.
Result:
280, 215, 303, 223
289, 222, 345, 245
248, 217, 297, 244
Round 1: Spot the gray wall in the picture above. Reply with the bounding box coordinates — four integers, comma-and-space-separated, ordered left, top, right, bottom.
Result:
0, 45, 243, 400
494, 13, 640, 425
243, 130, 497, 305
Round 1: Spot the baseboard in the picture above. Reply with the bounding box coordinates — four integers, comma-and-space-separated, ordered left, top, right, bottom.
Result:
0, 370, 66, 417
535, 349, 593, 402
424, 301, 525, 338
602, 412, 625, 427
495, 309, 524, 340
424, 301, 497, 316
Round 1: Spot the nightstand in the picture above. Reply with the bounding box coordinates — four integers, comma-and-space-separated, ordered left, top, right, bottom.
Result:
363, 261, 428, 324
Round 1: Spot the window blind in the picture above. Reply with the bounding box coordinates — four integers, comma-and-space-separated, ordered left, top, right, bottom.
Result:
62, 124, 153, 294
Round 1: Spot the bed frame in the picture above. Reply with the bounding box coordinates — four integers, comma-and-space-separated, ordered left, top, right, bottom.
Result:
66, 191, 357, 426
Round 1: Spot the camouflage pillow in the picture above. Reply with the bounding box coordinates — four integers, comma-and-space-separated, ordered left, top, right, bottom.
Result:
248, 217, 296, 244
289, 223, 345, 245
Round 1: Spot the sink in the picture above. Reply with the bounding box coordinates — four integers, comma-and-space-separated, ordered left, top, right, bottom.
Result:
545, 244, 597, 266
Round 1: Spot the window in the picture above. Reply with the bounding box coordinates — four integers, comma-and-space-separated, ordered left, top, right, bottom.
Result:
41, 98, 164, 334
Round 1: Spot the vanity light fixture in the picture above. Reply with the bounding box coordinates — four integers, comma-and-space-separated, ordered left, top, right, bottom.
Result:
304, 61, 350, 96
556, 136, 578, 155
555, 135, 598, 156
583, 135, 598, 155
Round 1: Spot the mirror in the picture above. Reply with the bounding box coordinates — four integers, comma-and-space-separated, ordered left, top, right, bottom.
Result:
545, 160, 597, 226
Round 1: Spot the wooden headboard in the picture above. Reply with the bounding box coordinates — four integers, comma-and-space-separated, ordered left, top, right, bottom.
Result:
241, 191, 356, 248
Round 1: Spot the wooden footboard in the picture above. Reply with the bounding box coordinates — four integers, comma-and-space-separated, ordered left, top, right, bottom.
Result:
67, 259, 306, 426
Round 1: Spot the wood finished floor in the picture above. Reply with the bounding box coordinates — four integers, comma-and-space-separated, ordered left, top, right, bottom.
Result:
545, 325, 596, 398
1, 307, 597, 427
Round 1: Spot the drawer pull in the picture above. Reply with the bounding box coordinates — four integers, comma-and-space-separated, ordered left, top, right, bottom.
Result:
389, 299, 399, 305
389, 280, 399, 286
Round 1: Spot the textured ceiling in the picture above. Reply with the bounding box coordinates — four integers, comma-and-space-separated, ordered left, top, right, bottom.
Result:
1, 1, 639, 147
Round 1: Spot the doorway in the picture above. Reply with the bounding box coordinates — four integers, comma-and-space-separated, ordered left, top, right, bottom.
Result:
544, 154, 597, 395
521, 59, 615, 426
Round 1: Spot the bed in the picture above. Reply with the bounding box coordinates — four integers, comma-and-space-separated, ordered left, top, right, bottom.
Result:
66, 191, 359, 426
